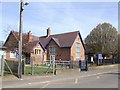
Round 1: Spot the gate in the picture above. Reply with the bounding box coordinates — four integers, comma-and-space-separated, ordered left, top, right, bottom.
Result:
79, 60, 88, 71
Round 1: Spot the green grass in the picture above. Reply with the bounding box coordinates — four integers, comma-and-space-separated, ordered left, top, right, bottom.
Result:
25, 65, 53, 75
88, 64, 118, 70
3, 65, 53, 76
4, 71, 12, 76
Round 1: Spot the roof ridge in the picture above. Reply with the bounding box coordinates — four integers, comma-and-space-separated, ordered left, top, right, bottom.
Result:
40, 31, 79, 38
51, 31, 79, 36
12, 30, 79, 38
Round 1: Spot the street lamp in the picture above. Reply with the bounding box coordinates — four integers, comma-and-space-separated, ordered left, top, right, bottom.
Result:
18, 0, 29, 79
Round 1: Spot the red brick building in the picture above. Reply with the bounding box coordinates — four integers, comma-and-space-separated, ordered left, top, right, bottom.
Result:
4, 28, 85, 65
40, 28, 85, 62
4, 31, 46, 65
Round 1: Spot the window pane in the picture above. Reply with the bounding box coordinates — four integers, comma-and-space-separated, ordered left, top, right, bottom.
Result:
37, 50, 38, 54
49, 46, 56, 55
35, 49, 41, 55
10, 51, 16, 58
76, 43, 81, 58
39, 50, 41, 54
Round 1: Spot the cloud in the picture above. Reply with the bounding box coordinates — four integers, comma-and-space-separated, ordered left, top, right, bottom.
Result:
1, 2, 118, 41
25, 2, 117, 39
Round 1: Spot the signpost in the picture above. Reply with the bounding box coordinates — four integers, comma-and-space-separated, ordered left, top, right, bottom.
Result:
98, 54, 103, 65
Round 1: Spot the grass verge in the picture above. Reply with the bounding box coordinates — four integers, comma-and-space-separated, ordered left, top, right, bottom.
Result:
25, 65, 53, 75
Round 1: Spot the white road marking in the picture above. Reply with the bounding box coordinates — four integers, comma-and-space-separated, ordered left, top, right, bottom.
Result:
28, 83, 32, 85
75, 78, 78, 84
97, 76, 100, 79
42, 83, 49, 88
40, 81, 50, 84
78, 70, 117, 79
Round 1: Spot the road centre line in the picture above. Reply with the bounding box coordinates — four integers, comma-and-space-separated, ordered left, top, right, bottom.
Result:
42, 83, 49, 88
75, 78, 78, 84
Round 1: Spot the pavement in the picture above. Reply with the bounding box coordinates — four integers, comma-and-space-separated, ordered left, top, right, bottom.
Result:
2, 64, 119, 88
2, 64, 117, 80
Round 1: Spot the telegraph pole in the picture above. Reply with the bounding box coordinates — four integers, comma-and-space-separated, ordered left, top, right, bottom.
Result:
18, 0, 24, 79
18, 0, 29, 79
1, 55, 4, 77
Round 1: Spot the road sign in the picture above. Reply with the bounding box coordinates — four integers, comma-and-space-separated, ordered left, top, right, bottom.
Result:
97, 54, 103, 66
98, 54, 103, 60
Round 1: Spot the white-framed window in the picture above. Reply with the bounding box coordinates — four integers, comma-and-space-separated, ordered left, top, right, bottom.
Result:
10, 51, 16, 58
0, 50, 6, 59
49, 46, 56, 55
76, 42, 81, 58
34, 49, 41, 55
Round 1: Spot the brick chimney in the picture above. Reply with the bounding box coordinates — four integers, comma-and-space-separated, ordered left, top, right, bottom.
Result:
28, 31, 32, 42
47, 27, 51, 37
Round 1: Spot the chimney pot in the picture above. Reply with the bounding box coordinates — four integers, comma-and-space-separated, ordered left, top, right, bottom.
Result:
47, 27, 51, 37
28, 31, 32, 42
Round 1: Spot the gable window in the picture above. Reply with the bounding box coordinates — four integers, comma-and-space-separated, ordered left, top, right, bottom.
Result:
10, 51, 16, 58
34, 49, 41, 55
76, 42, 81, 58
49, 46, 56, 55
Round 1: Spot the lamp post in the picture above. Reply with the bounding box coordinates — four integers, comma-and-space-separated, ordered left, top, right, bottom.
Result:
18, 0, 29, 79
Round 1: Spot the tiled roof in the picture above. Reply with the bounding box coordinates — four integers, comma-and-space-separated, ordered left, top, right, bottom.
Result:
23, 40, 38, 53
4, 31, 39, 52
23, 40, 46, 53
12, 31, 39, 45
4, 30, 85, 53
39, 31, 80, 48
52, 37, 60, 46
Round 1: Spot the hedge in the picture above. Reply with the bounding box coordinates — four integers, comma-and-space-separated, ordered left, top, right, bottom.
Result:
4, 60, 24, 75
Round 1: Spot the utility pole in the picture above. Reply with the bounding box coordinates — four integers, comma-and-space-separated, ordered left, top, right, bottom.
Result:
1, 55, 4, 77
18, 0, 24, 79
18, 0, 29, 79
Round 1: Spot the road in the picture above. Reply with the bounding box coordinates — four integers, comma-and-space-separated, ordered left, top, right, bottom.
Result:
2, 64, 119, 88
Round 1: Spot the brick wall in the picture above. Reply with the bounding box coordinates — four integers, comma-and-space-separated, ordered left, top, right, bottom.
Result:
46, 40, 70, 61
71, 34, 85, 61
5, 32, 18, 61
6, 50, 18, 61
31, 43, 46, 65
56, 47, 70, 61
47, 35, 85, 62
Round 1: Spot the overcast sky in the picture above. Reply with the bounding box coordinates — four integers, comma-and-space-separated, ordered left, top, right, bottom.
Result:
0, 2, 118, 42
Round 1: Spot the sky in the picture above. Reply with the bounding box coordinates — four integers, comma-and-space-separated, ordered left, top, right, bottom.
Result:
0, 1, 118, 42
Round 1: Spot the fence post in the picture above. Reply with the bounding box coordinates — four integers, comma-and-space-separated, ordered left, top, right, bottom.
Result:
1, 55, 4, 77
31, 57, 35, 75
22, 59, 25, 75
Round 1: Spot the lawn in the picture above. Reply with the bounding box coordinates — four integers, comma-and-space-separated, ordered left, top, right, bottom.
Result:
25, 65, 53, 75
